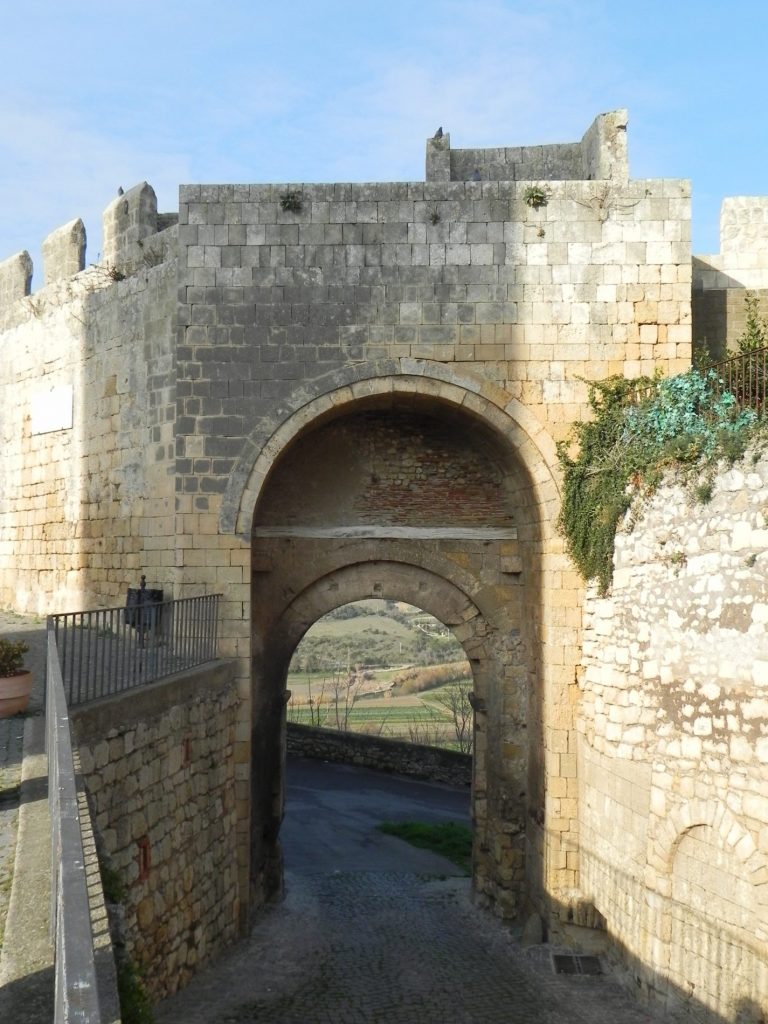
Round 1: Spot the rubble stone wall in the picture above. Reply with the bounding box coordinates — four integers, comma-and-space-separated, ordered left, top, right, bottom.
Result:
73, 661, 242, 1001
287, 723, 472, 787
579, 451, 768, 1020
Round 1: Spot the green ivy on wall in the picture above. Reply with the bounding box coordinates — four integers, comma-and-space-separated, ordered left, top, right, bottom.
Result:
557, 368, 761, 595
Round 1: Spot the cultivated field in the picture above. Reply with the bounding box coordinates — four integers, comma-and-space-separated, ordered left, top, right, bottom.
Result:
286, 601, 473, 751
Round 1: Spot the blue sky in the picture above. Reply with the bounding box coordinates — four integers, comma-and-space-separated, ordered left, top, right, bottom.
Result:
1, 0, 766, 285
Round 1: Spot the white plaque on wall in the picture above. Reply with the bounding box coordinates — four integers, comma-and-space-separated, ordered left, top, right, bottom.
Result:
30, 384, 74, 434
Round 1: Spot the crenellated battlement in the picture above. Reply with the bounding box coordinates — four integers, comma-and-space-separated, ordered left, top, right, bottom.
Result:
102, 181, 178, 276
42, 218, 86, 285
0, 250, 33, 306
0, 182, 178, 320
426, 108, 628, 183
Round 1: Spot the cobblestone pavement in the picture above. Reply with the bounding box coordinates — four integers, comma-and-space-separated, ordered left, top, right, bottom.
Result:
0, 612, 46, 957
157, 761, 677, 1024
157, 868, 674, 1024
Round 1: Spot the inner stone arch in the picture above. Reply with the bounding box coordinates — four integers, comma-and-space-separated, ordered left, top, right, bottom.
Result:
667, 824, 766, 1015
247, 386, 558, 922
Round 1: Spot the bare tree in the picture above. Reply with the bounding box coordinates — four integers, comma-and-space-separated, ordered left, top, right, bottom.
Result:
431, 684, 474, 754
406, 707, 449, 747
330, 663, 365, 731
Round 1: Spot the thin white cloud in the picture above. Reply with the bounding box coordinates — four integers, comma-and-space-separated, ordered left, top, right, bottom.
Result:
0, 106, 191, 280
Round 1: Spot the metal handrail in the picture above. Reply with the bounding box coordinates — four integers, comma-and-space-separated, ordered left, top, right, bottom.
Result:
49, 593, 221, 707
626, 346, 768, 415
47, 625, 101, 1022
45, 591, 221, 1020
709, 345, 768, 413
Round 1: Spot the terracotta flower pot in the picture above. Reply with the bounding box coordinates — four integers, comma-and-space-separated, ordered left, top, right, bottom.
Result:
0, 670, 32, 718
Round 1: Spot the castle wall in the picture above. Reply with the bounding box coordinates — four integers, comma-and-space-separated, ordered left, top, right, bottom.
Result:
0, 242, 177, 614
579, 452, 768, 1020
693, 196, 768, 358
0, 111, 699, 959
173, 159, 690, 921
175, 171, 690, 498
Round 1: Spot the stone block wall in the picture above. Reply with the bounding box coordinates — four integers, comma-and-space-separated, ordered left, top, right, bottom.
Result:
175, 167, 690, 483
0, 236, 177, 614
427, 109, 628, 184
693, 196, 768, 358
174, 136, 690, 919
73, 661, 242, 1001
578, 451, 768, 1020
0, 111, 696, 937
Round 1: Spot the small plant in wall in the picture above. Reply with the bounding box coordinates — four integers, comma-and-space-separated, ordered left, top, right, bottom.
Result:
279, 190, 303, 213
429, 206, 441, 225
522, 184, 550, 210
664, 549, 687, 574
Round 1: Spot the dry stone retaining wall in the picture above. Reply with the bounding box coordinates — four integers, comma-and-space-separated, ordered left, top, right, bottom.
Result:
579, 451, 768, 1020
72, 661, 242, 1001
287, 722, 472, 787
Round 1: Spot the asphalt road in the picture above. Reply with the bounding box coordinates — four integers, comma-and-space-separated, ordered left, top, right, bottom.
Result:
282, 756, 471, 876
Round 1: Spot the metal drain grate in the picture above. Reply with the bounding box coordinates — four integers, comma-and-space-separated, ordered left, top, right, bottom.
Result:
551, 953, 602, 976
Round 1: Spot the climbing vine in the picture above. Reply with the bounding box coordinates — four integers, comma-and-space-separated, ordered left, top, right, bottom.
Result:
557, 368, 761, 595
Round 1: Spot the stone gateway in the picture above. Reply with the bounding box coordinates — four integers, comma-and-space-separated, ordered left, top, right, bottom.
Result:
1, 110, 766, 1019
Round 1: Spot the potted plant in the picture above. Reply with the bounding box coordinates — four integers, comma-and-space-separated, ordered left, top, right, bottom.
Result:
0, 639, 32, 717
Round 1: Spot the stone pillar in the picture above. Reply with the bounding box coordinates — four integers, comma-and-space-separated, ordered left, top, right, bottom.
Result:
102, 182, 157, 270
0, 251, 33, 308
426, 132, 451, 182
42, 218, 86, 285
581, 109, 628, 181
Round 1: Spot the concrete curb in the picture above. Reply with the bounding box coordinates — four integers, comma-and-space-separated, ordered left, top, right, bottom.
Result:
0, 716, 54, 1021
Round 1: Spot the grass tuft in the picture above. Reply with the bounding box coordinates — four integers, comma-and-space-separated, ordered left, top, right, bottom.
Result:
377, 820, 472, 873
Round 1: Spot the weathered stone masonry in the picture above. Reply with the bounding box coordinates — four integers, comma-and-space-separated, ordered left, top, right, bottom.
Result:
73, 662, 240, 1001
7, 107, 768, 1012
580, 454, 768, 1020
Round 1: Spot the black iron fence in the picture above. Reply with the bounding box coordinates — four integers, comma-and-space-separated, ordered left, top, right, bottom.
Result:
49, 593, 221, 707
47, 627, 102, 1021
44, 591, 222, 1020
628, 347, 768, 414
709, 346, 767, 414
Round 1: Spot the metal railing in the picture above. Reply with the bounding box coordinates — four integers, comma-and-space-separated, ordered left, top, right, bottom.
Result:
628, 347, 768, 415
45, 591, 221, 1020
49, 593, 221, 707
709, 346, 767, 414
47, 626, 102, 1022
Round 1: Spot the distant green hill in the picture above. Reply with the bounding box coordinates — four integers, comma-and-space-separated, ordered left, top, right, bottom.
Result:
289, 600, 464, 672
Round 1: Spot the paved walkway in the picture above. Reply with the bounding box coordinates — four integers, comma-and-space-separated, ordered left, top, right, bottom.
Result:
0, 621, 685, 1023
0, 612, 46, 959
157, 759, 678, 1024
